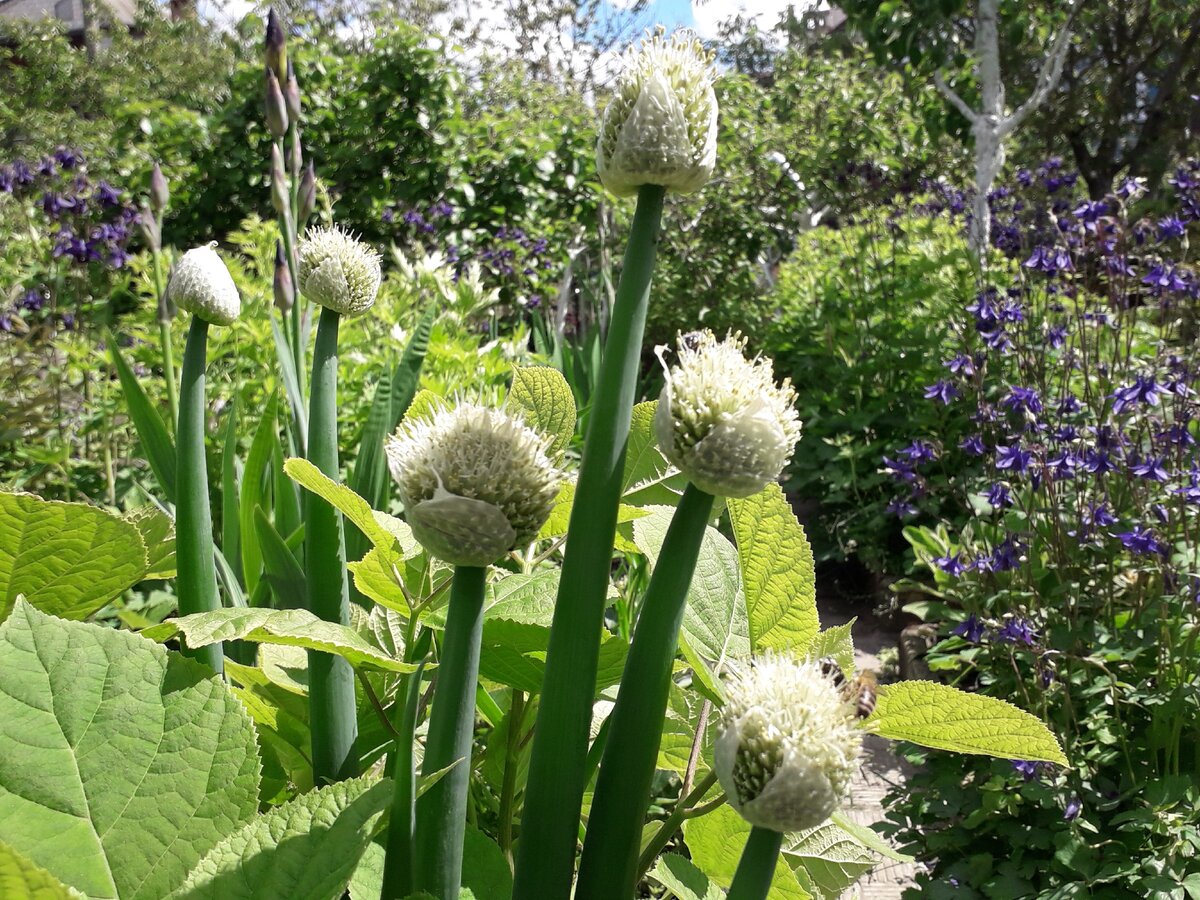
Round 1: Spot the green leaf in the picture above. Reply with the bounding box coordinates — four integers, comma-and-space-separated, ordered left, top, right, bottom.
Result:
634, 508, 750, 669
269, 317, 307, 453
650, 853, 724, 900
870, 681, 1067, 764
460, 826, 513, 900
782, 821, 879, 898
221, 398, 242, 585
803, 621, 856, 677
0, 601, 260, 899
728, 484, 819, 652
0, 492, 149, 621
0, 840, 86, 899
109, 334, 177, 501
239, 396, 279, 595
347, 841, 385, 900
254, 507, 307, 609
142, 608, 419, 674
621, 401, 686, 506
684, 803, 812, 900
507, 365, 577, 455
285, 458, 415, 559
537, 481, 648, 541
124, 506, 177, 579
176, 776, 391, 900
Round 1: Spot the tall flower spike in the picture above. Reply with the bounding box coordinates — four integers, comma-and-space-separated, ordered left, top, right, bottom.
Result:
714, 655, 862, 832
386, 402, 561, 567
297, 225, 381, 317
167, 243, 241, 326
655, 330, 801, 498
596, 29, 718, 197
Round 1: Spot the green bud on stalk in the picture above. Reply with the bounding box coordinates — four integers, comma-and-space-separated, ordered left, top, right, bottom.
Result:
385, 401, 561, 567
297, 225, 382, 317
596, 29, 718, 198
298, 160, 316, 224
274, 239, 294, 312
655, 330, 800, 498
270, 143, 289, 216
150, 161, 169, 213
284, 59, 301, 121
264, 7, 286, 82
139, 205, 161, 254
265, 67, 289, 139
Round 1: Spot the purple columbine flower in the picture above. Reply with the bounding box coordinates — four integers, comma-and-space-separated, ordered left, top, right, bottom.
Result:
934, 553, 967, 576
995, 444, 1034, 474
886, 497, 917, 518
1115, 525, 1167, 556
53, 146, 82, 169
990, 537, 1024, 572
986, 483, 1012, 509
1117, 177, 1145, 199
960, 435, 987, 456
1046, 451, 1080, 479
94, 181, 121, 207
1003, 386, 1043, 416
1047, 325, 1067, 348
1129, 455, 1169, 482
1085, 503, 1118, 528
1111, 376, 1163, 414
1063, 798, 1082, 821
1143, 264, 1190, 293
1012, 760, 1045, 781
995, 617, 1037, 645
924, 380, 960, 405
882, 456, 917, 483
899, 440, 939, 464
1157, 217, 1187, 241
952, 615, 986, 643
945, 354, 976, 376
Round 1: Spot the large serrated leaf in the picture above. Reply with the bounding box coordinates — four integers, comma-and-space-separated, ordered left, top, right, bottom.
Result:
650, 853, 723, 900
803, 621, 856, 677
0, 840, 85, 899
0, 492, 149, 621
123, 506, 177, 579
0, 601, 260, 899
176, 776, 391, 900
728, 484, 819, 653
782, 821, 878, 898
141, 608, 419, 674
634, 508, 750, 670
507, 365, 576, 456
870, 680, 1067, 763
684, 803, 812, 900
621, 401, 687, 507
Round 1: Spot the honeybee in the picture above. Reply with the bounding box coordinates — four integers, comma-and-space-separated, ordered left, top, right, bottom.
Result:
817, 656, 878, 719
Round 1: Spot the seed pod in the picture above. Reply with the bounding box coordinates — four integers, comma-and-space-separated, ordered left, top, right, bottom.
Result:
298, 160, 316, 223
385, 402, 562, 567
655, 330, 801, 498
714, 655, 862, 833
273, 239, 294, 312
264, 7, 286, 82
296, 225, 381, 317
149, 162, 169, 213
270, 143, 289, 216
167, 243, 241, 326
596, 29, 718, 198
265, 67, 289, 139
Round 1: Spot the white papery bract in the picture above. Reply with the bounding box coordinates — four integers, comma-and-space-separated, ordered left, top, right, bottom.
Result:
714, 655, 862, 833
167, 243, 241, 326
596, 29, 718, 198
655, 330, 801, 498
385, 401, 561, 567
297, 225, 382, 317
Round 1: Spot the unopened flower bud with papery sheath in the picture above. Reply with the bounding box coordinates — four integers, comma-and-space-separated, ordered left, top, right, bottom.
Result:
167, 243, 241, 326
596, 29, 718, 198
265, 67, 289, 139
655, 330, 800, 498
385, 401, 561, 567
273, 239, 294, 312
297, 225, 381, 317
714, 654, 862, 833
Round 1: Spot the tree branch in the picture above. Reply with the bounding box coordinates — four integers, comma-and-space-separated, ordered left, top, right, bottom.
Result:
933, 70, 978, 122
1007, 6, 1079, 131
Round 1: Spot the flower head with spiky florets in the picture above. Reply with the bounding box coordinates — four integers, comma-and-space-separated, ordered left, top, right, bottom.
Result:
167, 243, 241, 326
654, 330, 801, 498
385, 401, 562, 567
714, 654, 862, 833
596, 28, 718, 198
297, 225, 382, 317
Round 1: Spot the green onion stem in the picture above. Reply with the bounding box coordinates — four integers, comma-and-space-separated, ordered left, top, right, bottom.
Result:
305, 305, 358, 783
727, 827, 784, 900
414, 565, 487, 900
380, 656, 428, 900
151, 244, 178, 432
176, 316, 222, 674
576, 483, 715, 898
513, 183, 665, 900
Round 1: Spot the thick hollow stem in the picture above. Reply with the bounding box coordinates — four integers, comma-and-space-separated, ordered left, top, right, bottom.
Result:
380, 657, 427, 900
576, 483, 715, 898
414, 565, 488, 900
513, 183, 665, 900
152, 247, 178, 432
176, 317, 223, 674
727, 827, 784, 900
305, 306, 358, 783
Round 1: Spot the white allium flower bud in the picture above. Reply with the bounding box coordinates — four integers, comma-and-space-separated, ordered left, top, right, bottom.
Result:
167, 243, 241, 326
596, 29, 718, 198
385, 401, 562, 567
654, 331, 801, 498
714, 655, 862, 833
296, 225, 382, 317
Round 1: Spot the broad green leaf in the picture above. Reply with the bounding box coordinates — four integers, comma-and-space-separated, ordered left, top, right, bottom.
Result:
460, 826, 513, 900
109, 334, 177, 501
0, 840, 86, 899
123, 505, 176, 579
0, 601, 259, 899
537, 481, 648, 541
684, 803, 812, 900
0, 492, 149, 621
658, 684, 715, 777
347, 841, 385, 900
224, 661, 313, 798
402, 389, 444, 426
828, 812, 912, 863
141, 608, 418, 674
348, 546, 410, 612
621, 401, 687, 506
177, 776, 391, 900
650, 853, 724, 900
782, 821, 878, 898
803, 621, 856, 677
507, 365, 576, 455
238, 395, 278, 595
634, 508, 750, 669
728, 484, 819, 652
870, 680, 1067, 764
285, 458, 415, 558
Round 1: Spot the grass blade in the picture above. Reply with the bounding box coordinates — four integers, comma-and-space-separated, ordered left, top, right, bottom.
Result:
108, 332, 177, 503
